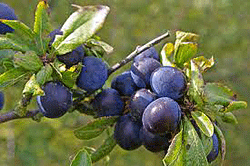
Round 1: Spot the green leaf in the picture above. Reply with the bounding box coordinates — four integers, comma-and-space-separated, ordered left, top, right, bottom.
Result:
182, 116, 209, 166
174, 31, 199, 58
14, 51, 43, 72
90, 134, 116, 163
219, 112, 238, 124
33, 1, 51, 54
61, 65, 81, 88
175, 42, 198, 68
192, 56, 215, 73
0, 50, 15, 73
214, 124, 226, 164
86, 39, 114, 54
0, 49, 15, 60
74, 116, 118, 140
163, 126, 184, 166
0, 68, 29, 89
52, 5, 110, 55
188, 60, 204, 106
160, 42, 174, 66
191, 111, 214, 137
36, 64, 53, 85
23, 74, 44, 96
0, 35, 30, 52
199, 132, 213, 156
224, 101, 247, 113
204, 83, 233, 106
163, 117, 209, 166
1, 19, 35, 39
70, 149, 92, 166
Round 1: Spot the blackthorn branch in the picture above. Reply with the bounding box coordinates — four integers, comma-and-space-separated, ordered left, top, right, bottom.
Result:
0, 31, 170, 124
108, 31, 170, 75
0, 109, 39, 123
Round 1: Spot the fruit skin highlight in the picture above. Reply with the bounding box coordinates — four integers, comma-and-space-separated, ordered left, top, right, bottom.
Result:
142, 97, 181, 134
114, 114, 142, 150
150, 66, 186, 100
93, 88, 124, 117
77, 56, 108, 93
37, 82, 73, 118
0, 3, 18, 34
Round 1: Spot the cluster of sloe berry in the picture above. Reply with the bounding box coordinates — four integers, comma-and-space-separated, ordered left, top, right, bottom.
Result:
107, 47, 185, 153
0, 2, 219, 162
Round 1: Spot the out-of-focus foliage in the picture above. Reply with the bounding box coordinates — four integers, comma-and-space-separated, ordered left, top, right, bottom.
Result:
1, 0, 249, 165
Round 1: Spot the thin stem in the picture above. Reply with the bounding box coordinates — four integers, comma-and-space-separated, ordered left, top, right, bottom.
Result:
108, 31, 170, 75
0, 110, 39, 123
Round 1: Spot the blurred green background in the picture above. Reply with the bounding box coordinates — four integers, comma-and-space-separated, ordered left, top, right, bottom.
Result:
1, 0, 250, 165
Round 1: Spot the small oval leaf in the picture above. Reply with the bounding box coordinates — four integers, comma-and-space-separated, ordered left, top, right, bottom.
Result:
175, 42, 198, 68
74, 116, 118, 140
204, 83, 233, 106
70, 149, 92, 166
191, 111, 214, 137
188, 60, 204, 106
90, 134, 116, 163
53, 5, 110, 55
163, 126, 184, 166
220, 112, 238, 124
160, 42, 174, 66
224, 101, 247, 113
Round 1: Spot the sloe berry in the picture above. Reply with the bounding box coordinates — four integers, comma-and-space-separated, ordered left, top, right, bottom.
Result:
37, 82, 72, 118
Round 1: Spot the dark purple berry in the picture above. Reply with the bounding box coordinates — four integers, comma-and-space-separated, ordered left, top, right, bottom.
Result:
0, 91, 4, 110
130, 89, 156, 121
150, 66, 186, 100
134, 47, 160, 62
37, 82, 72, 118
207, 133, 219, 163
114, 114, 142, 150
111, 71, 138, 96
142, 97, 181, 134
140, 127, 171, 152
131, 58, 162, 88
93, 88, 124, 117
0, 3, 17, 34
77, 56, 108, 93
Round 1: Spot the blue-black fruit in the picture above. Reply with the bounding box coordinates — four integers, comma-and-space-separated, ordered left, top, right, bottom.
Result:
134, 47, 160, 62
93, 88, 124, 117
0, 3, 17, 34
150, 66, 186, 100
37, 82, 73, 118
140, 127, 170, 152
57, 46, 85, 68
207, 133, 219, 163
48, 29, 85, 68
0, 91, 4, 110
77, 56, 108, 93
111, 71, 138, 96
114, 114, 142, 150
130, 89, 156, 121
48, 29, 63, 47
142, 97, 181, 134
131, 58, 162, 88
